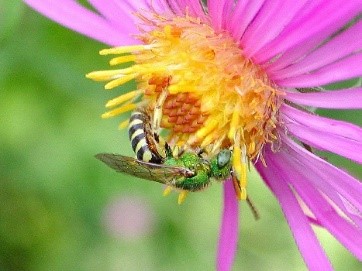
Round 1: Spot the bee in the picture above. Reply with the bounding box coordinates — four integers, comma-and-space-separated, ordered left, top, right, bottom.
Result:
98, 107, 259, 218
100, 106, 232, 191
128, 107, 166, 164
96, 149, 259, 219
96, 149, 232, 191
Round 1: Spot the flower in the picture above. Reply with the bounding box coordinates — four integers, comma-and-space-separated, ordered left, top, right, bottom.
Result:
24, 1, 362, 270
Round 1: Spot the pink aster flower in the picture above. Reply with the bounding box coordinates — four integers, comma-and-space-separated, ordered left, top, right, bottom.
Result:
24, 1, 362, 270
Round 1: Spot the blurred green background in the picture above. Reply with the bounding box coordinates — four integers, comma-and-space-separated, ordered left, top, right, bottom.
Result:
1, 2, 361, 271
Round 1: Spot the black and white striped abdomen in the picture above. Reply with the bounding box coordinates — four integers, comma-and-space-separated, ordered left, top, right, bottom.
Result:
128, 109, 163, 163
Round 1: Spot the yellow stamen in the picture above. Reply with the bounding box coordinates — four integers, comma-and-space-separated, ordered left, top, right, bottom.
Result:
118, 119, 130, 129
106, 90, 143, 108
101, 103, 137, 118
200, 133, 218, 148
178, 190, 188, 204
163, 186, 173, 196
105, 74, 138, 89
100, 45, 152, 55
110, 55, 136, 66
248, 141, 256, 156
168, 84, 200, 94
195, 118, 219, 140
210, 135, 225, 155
228, 105, 240, 140
86, 70, 124, 81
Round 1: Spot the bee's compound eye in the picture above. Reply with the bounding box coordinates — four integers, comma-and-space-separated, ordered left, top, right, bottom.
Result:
217, 150, 231, 168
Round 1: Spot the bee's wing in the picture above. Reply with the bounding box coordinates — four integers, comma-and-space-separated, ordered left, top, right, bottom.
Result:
95, 153, 194, 184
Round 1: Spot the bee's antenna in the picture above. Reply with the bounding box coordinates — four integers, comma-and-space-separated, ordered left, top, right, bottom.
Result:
246, 196, 260, 220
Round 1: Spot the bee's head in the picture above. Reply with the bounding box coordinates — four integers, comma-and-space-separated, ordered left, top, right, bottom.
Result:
208, 149, 232, 180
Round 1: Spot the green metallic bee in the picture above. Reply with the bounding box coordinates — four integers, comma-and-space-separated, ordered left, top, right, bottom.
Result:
96, 149, 259, 218
95, 148, 232, 192
96, 107, 259, 217
97, 106, 232, 191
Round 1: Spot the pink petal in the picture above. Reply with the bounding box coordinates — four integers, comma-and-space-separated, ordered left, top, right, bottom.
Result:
121, 0, 153, 11
255, 1, 362, 66
269, 20, 362, 79
267, 141, 362, 259
87, 0, 136, 30
217, 180, 239, 271
24, 0, 137, 46
208, 0, 233, 31
276, 53, 362, 87
153, 0, 208, 20
280, 134, 362, 223
284, 88, 362, 109
181, 0, 208, 19
158, 0, 206, 18
281, 104, 362, 164
240, 0, 309, 57
150, 0, 184, 15
255, 153, 333, 271
228, 0, 265, 43
109, 0, 207, 23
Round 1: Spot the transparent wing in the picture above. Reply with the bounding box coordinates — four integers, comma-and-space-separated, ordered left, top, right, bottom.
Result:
95, 153, 194, 184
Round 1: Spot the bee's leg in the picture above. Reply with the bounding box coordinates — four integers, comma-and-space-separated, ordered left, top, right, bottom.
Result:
232, 173, 256, 218
231, 130, 247, 200
210, 135, 225, 156
195, 147, 205, 157
153, 88, 168, 133
231, 175, 242, 200
172, 145, 184, 158
164, 142, 173, 158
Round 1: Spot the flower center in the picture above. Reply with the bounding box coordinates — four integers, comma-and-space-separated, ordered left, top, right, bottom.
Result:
87, 13, 283, 199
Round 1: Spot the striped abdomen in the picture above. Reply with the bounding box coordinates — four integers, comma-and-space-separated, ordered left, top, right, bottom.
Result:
128, 108, 163, 163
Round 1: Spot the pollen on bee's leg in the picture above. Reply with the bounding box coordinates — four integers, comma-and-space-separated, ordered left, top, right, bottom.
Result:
232, 132, 248, 201
210, 136, 225, 155
232, 177, 242, 200
172, 145, 181, 158
178, 190, 189, 205
102, 103, 137, 118
163, 186, 173, 196
153, 89, 169, 132
239, 187, 247, 200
